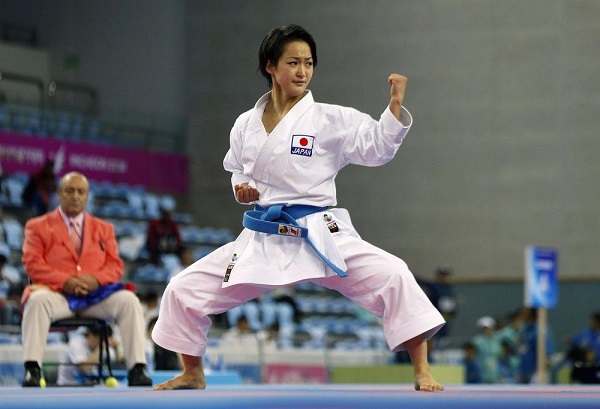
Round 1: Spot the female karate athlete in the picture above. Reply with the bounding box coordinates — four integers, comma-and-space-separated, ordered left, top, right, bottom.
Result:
152, 24, 445, 392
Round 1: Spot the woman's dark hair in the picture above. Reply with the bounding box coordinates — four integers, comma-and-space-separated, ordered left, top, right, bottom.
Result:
258, 24, 317, 87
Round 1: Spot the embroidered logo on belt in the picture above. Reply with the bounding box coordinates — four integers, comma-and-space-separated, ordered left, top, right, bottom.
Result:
290, 134, 315, 157
323, 213, 339, 233
278, 224, 301, 237
223, 253, 238, 282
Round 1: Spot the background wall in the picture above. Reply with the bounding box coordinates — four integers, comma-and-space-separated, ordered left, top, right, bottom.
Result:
0, 0, 187, 132
1, 2, 599, 290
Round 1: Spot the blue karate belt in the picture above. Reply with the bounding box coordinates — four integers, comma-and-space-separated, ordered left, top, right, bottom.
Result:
242, 204, 347, 278
66, 282, 125, 311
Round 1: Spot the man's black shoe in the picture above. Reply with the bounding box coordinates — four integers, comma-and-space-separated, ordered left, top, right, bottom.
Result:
22, 364, 41, 387
127, 364, 152, 387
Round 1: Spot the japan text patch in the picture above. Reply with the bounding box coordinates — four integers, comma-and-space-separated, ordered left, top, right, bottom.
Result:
290, 134, 315, 157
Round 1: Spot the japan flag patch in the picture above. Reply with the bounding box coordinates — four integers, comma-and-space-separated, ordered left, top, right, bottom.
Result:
290, 134, 315, 157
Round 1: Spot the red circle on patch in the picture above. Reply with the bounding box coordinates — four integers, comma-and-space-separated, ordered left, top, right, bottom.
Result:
300, 137, 308, 146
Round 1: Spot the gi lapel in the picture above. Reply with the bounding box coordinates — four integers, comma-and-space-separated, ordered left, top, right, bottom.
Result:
252, 92, 314, 183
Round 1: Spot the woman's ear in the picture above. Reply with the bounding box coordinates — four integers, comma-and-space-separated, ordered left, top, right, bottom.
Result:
265, 60, 274, 75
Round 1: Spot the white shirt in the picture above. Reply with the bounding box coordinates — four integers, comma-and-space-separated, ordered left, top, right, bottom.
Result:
57, 333, 116, 385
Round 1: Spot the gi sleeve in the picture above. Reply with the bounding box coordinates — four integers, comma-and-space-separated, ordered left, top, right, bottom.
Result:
341, 105, 413, 167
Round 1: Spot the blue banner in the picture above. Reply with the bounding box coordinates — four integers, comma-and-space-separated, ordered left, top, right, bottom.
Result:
524, 246, 558, 308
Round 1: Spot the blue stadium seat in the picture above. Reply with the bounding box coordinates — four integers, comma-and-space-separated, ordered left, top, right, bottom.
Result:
133, 264, 169, 282
207, 338, 221, 348
302, 339, 325, 350
3, 218, 24, 250
192, 246, 214, 260
93, 181, 117, 198
112, 220, 135, 237
11, 106, 42, 135
160, 195, 176, 212
242, 302, 262, 331
118, 233, 146, 261
97, 200, 131, 218
3, 175, 26, 207
87, 118, 101, 140
226, 302, 263, 331
276, 302, 295, 327
69, 114, 85, 140
41, 110, 58, 136
259, 301, 278, 329
160, 253, 180, 271
114, 183, 132, 199
295, 297, 312, 314
213, 228, 234, 244
278, 337, 294, 349
143, 193, 161, 219
0, 104, 10, 130
333, 340, 360, 351
0, 333, 20, 344
226, 306, 244, 327
172, 212, 193, 224
54, 112, 73, 139
304, 324, 327, 342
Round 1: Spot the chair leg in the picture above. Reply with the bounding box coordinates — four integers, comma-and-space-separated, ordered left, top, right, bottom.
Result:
102, 325, 113, 378
97, 326, 105, 383
49, 318, 115, 385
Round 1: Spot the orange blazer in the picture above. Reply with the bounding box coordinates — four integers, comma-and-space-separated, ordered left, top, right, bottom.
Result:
21, 209, 124, 302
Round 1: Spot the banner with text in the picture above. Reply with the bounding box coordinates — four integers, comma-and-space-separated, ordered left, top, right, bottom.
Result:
524, 246, 558, 309
0, 131, 188, 194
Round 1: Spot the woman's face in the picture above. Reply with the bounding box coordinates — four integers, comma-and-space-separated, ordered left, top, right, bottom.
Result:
267, 40, 313, 98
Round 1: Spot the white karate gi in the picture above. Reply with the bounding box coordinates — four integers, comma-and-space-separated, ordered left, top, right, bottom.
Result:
152, 91, 444, 357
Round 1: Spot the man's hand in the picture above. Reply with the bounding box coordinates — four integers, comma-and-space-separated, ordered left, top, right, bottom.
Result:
235, 183, 260, 203
388, 74, 407, 120
63, 277, 89, 296
79, 275, 100, 292
63, 275, 99, 296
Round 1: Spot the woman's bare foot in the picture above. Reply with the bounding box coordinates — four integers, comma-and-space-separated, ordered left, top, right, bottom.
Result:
154, 354, 206, 390
414, 372, 444, 392
154, 372, 206, 390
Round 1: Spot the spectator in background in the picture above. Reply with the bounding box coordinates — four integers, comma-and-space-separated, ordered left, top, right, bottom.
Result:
146, 203, 183, 265
57, 325, 123, 386
496, 308, 525, 354
462, 341, 482, 384
0, 243, 23, 325
140, 291, 160, 325
146, 316, 182, 371
418, 267, 457, 347
498, 339, 520, 383
568, 311, 600, 365
167, 246, 194, 282
471, 316, 501, 383
270, 285, 302, 324
257, 322, 281, 352
30, 172, 59, 216
517, 307, 556, 384
22, 160, 57, 216
567, 311, 600, 384
221, 315, 259, 353
20, 171, 151, 387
